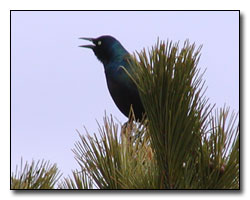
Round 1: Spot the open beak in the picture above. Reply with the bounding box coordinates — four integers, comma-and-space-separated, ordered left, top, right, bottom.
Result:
79, 37, 95, 49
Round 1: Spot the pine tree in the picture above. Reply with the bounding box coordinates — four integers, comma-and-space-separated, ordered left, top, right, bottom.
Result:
11, 40, 239, 189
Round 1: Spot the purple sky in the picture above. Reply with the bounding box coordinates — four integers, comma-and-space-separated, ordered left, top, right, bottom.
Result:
11, 11, 239, 177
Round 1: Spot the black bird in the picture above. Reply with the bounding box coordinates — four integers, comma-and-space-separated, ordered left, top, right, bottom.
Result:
79, 35, 145, 120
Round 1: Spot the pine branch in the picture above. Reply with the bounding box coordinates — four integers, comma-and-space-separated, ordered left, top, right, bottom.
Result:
72, 115, 160, 189
58, 170, 93, 189
11, 159, 62, 189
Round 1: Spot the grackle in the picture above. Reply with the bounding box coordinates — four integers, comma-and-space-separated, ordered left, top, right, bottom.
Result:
79, 35, 145, 120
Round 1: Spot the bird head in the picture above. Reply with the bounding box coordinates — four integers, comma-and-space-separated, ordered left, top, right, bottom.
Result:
79, 35, 127, 65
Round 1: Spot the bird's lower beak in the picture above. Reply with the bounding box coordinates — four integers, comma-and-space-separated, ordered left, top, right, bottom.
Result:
79, 37, 95, 49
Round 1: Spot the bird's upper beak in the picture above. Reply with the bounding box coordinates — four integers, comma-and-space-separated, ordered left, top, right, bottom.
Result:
79, 37, 95, 49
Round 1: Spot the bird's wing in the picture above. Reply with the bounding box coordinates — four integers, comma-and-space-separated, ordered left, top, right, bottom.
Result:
113, 65, 139, 94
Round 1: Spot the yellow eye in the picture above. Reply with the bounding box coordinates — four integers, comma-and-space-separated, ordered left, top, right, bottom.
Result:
98, 41, 102, 45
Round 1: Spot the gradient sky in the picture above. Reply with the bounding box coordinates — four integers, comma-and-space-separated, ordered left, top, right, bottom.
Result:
11, 11, 239, 177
